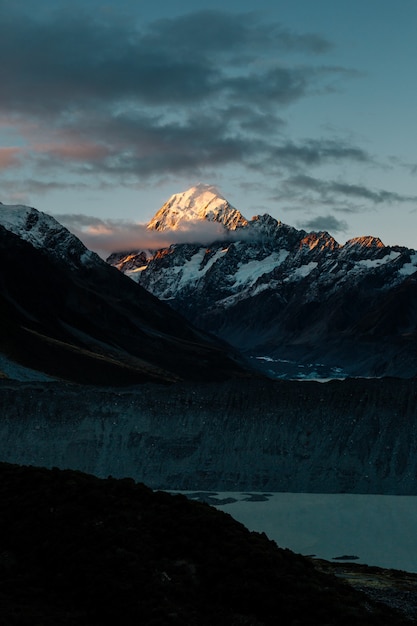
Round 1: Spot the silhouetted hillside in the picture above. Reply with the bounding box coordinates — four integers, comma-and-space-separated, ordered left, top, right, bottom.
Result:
0, 463, 412, 625
0, 222, 248, 385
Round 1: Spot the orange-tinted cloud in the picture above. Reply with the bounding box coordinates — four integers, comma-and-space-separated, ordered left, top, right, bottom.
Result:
0, 147, 22, 169
34, 142, 110, 162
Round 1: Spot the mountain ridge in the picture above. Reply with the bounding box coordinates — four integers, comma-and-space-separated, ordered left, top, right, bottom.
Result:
0, 202, 250, 385
108, 185, 417, 379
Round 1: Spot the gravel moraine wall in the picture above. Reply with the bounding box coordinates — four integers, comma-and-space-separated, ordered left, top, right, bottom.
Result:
1, 377, 417, 494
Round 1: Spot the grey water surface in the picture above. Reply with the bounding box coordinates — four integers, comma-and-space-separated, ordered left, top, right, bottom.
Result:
185, 492, 417, 573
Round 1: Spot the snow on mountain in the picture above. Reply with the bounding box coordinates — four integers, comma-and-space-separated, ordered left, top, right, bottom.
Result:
147, 184, 248, 231
400, 252, 417, 276
0, 202, 98, 269
0, 200, 249, 384
111, 186, 417, 302
108, 185, 417, 379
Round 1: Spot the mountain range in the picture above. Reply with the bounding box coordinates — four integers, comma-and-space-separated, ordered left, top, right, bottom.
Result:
0, 201, 248, 385
108, 184, 417, 379
2, 192, 417, 615
1, 194, 417, 497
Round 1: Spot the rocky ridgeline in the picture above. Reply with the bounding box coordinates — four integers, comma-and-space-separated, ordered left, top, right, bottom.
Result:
108, 185, 417, 379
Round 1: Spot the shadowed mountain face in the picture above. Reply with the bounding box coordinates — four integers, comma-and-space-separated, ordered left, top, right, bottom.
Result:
109, 185, 417, 379
0, 217, 248, 385
0, 462, 411, 625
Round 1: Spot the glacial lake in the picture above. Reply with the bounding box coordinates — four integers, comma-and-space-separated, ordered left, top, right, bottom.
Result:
174, 492, 417, 573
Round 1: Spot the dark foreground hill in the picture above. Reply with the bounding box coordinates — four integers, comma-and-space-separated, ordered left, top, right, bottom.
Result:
0, 462, 412, 625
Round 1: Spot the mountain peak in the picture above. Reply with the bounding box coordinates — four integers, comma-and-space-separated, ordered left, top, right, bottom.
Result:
299, 231, 339, 252
344, 236, 385, 249
0, 202, 97, 269
147, 184, 248, 232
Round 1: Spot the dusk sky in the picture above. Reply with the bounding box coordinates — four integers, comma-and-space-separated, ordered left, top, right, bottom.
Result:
1, 0, 417, 254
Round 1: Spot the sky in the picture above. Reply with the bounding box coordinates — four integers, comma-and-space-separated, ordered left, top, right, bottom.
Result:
1, 0, 417, 254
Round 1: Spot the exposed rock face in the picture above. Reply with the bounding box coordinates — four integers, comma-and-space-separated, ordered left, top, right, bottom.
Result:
109, 186, 417, 379
2, 377, 417, 494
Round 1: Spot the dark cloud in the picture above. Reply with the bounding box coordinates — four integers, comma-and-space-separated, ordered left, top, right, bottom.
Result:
0, 177, 100, 207
299, 214, 348, 235
47, 115, 371, 181
0, 4, 362, 187
0, 8, 334, 114
329, 182, 417, 204
224, 67, 310, 106
273, 141, 370, 169
284, 174, 417, 205
144, 11, 332, 57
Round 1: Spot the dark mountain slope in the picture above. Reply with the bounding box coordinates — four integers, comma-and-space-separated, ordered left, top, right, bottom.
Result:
0, 462, 411, 625
0, 224, 248, 385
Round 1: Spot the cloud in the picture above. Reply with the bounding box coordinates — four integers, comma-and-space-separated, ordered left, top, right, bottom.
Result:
56, 214, 235, 257
6, 3, 409, 225
144, 11, 332, 57
0, 5, 361, 188
273, 141, 370, 169
34, 142, 111, 162
0, 147, 22, 169
298, 215, 348, 235
0, 8, 334, 115
282, 174, 417, 207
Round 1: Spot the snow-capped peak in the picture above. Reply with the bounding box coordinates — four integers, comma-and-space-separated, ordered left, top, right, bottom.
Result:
0, 203, 98, 268
147, 184, 249, 232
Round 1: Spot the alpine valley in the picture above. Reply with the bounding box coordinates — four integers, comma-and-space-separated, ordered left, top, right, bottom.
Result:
0, 201, 248, 385
3, 194, 417, 622
108, 184, 417, 380
1, 194, 417, 497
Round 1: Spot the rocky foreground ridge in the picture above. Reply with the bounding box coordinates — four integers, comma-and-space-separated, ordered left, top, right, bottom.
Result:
109, 185, 417, 379
2, 462, 413, 625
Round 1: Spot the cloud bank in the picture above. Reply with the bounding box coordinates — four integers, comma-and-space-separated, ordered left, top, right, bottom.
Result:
299, 215, 348, 235
1, 1, 414, 240
58, 214, 239, 257
0, 5, 363, 189
280, 175, 417, 215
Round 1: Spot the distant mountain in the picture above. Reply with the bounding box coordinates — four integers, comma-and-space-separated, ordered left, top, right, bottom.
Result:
0, 202, 249, 385
147, 183, 248, 231
108, 185, 417, 379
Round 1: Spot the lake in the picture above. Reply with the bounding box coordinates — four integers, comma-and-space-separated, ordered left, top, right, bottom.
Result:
178, 491, 417, 573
